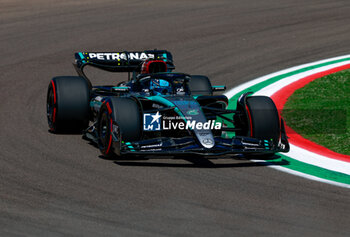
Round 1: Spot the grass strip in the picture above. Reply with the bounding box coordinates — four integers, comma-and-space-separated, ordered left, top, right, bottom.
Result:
282, 70, 350, 155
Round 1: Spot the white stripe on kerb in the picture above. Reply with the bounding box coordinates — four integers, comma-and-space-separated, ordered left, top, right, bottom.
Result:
250, 161, 350, 189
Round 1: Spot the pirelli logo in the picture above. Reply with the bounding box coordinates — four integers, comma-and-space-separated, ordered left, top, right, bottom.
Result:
86, 52, 155, 61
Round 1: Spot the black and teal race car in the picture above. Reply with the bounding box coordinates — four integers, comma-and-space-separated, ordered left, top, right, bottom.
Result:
47, 50, 289, 158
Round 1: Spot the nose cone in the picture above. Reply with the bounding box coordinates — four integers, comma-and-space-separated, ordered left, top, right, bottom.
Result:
166, 96, 216, 149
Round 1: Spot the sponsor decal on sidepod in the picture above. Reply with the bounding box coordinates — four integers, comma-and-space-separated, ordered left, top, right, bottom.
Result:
143, 112, 222, 131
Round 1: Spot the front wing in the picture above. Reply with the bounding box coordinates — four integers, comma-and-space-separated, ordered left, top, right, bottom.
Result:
120, 136, 290, 156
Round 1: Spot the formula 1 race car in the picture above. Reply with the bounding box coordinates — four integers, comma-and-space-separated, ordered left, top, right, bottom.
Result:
47, 50, 289, 158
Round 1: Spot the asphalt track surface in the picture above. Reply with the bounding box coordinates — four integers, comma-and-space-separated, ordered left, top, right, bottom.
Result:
1, 0, 350, 236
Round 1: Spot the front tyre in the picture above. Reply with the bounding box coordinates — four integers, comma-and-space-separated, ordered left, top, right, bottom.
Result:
245, 96, 281, 158
97, 97, 142, 158
246, 96, 280, 144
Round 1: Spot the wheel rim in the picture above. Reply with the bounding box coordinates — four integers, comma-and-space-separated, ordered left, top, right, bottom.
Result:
99, 111, 111, 151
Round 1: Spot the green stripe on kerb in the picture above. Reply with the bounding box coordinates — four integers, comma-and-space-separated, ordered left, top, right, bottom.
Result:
268, 154, 350, 184
227, 57, 350, 109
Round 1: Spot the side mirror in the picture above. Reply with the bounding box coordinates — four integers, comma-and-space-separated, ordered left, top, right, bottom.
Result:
212, 85, 226, 92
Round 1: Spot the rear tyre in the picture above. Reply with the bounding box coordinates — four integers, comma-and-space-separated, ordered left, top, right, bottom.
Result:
245, 96, 280, 158
188, 75, 213, 95
47, 76, 90, 133
98, 97, 142, 158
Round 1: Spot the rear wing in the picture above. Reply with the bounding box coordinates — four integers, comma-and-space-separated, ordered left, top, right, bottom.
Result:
73, 50, 175, 76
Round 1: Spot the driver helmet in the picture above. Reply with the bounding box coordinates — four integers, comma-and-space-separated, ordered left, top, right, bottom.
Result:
150, 79, 172, 95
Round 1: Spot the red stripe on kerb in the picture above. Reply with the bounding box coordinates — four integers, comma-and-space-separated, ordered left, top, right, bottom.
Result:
271, 63, 350, 162
246, 105, 253, 137
271, 64, 350, 110
286, 125, 350, 162
51, 80, 56, 104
